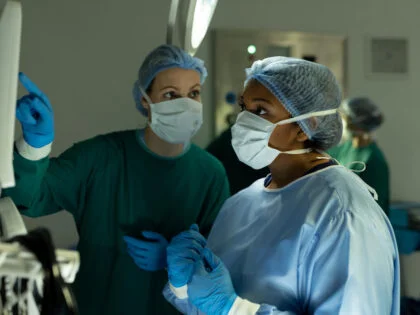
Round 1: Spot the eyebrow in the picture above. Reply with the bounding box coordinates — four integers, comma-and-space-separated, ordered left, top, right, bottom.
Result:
159, 85, 179, 92
251, 97, 272, 104
190, 84, 201, 90
159, 84, 201, 92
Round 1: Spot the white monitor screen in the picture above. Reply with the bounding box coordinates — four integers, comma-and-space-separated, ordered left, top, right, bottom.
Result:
0, 0, 21, 189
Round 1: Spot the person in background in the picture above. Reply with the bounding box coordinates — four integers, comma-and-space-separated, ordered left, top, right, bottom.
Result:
328, 97, 390, 214
4, 44, 229, 314
162, 57, 399, 314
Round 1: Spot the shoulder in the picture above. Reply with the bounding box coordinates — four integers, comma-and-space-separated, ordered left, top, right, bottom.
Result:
63, 130, 136, 166
308, 166, 390, 237
74, 130, 136, 151
217, 178, 265, 215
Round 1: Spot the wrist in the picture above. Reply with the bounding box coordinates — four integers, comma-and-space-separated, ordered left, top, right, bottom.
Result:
227, 296, 260, 315
169, 282, 188, 299
16, 137, 52, 161
221, 294, 238, 315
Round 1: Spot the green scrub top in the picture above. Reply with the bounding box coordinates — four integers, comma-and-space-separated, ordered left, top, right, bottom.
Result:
4, 130, 230, 315
327, 140, 390, 214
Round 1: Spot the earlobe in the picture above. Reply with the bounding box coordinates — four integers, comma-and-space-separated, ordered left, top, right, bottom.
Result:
141, 97, 149, 111
141, 97, 151, 121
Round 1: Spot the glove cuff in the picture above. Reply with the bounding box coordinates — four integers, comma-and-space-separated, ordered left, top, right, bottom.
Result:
169, 282, 188, 299
228, 296, 260, 315
16, 138, 51, 161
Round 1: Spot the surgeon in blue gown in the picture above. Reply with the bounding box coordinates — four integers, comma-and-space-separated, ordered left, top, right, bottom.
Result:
161, 57, 400, 315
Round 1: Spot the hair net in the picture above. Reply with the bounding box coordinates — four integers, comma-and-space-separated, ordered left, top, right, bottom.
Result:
244, 57, 343, 150
341, 97, 383, 132
133, 44, 208, 116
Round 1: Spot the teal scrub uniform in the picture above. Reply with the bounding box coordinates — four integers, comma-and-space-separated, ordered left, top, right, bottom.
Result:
4, 129, 230, 315
328, 140, 390, 214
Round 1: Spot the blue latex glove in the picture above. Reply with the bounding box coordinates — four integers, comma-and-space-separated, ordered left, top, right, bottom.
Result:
16, 73, 54, 148
124, 231, 168, 272
167, 224, 207, 288
188, 248, 237, 315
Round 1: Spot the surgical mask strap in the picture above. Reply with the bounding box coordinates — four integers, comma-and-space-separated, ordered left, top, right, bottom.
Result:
346, 161, 367, 173
138, 85, 154, 105
282, 148, 312, 155
316, 154, 367, 173
265, 110, 337, 156
277, 109, 338, 126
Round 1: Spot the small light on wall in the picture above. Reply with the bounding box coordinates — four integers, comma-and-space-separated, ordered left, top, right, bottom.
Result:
247, 45, 257, 55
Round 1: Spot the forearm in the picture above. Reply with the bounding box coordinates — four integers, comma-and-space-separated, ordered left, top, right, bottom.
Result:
3, 138, 57, 217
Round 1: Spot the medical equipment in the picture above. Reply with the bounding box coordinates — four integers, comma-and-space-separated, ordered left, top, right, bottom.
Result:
0, 0, 21, 189
0, 1, 80, 313
167, 0, 218, 56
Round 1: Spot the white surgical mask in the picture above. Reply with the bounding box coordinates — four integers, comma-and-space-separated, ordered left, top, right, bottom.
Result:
140, 87, 203, 144
231, 109, 338, 170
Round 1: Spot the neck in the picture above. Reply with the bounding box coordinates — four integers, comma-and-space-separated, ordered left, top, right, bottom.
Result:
352, 134, 373, 148
267, 151, 328, 189
144, 126, 184, 157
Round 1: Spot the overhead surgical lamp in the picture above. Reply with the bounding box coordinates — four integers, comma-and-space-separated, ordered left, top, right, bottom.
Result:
167, 0, 218, 56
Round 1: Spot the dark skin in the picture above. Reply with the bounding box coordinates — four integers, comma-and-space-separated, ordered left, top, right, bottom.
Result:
239, 80, 330, 189
141, 68, 202, 157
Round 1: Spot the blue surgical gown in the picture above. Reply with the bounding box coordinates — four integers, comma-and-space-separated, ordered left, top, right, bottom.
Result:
164, 165, 400, 314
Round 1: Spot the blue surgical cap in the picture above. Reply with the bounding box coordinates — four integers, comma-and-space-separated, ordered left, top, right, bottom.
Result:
133, 44, 208, 116
341, 97, 383, 132
245, 57, 343, 150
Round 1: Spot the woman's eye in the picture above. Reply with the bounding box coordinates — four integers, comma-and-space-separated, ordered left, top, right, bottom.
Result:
163, 91, 177, 99
189, 90, 201, 98
255, 106, 267, 115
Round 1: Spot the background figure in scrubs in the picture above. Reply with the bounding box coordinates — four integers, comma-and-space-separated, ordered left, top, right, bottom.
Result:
328, 97, 389, 214
162, 57, 400, 314
3, 45, 229, 314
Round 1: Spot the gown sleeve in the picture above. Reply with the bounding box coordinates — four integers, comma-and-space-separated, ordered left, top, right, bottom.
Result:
3, 136, 109, 221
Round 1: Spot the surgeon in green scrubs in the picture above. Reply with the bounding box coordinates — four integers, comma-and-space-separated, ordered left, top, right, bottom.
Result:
328, 97, 389, 214
4, 45, 229, 314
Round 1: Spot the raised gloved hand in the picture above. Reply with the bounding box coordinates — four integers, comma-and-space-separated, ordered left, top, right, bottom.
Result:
124, 231, 168, 272
167, 224, 207, 288
188, 248, 237, 315
16, 73, 54, 148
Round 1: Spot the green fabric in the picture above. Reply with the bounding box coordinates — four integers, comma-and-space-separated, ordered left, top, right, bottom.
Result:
327, 140, 390, 214
3, 130, 230, 315
206, 128, 269, 195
